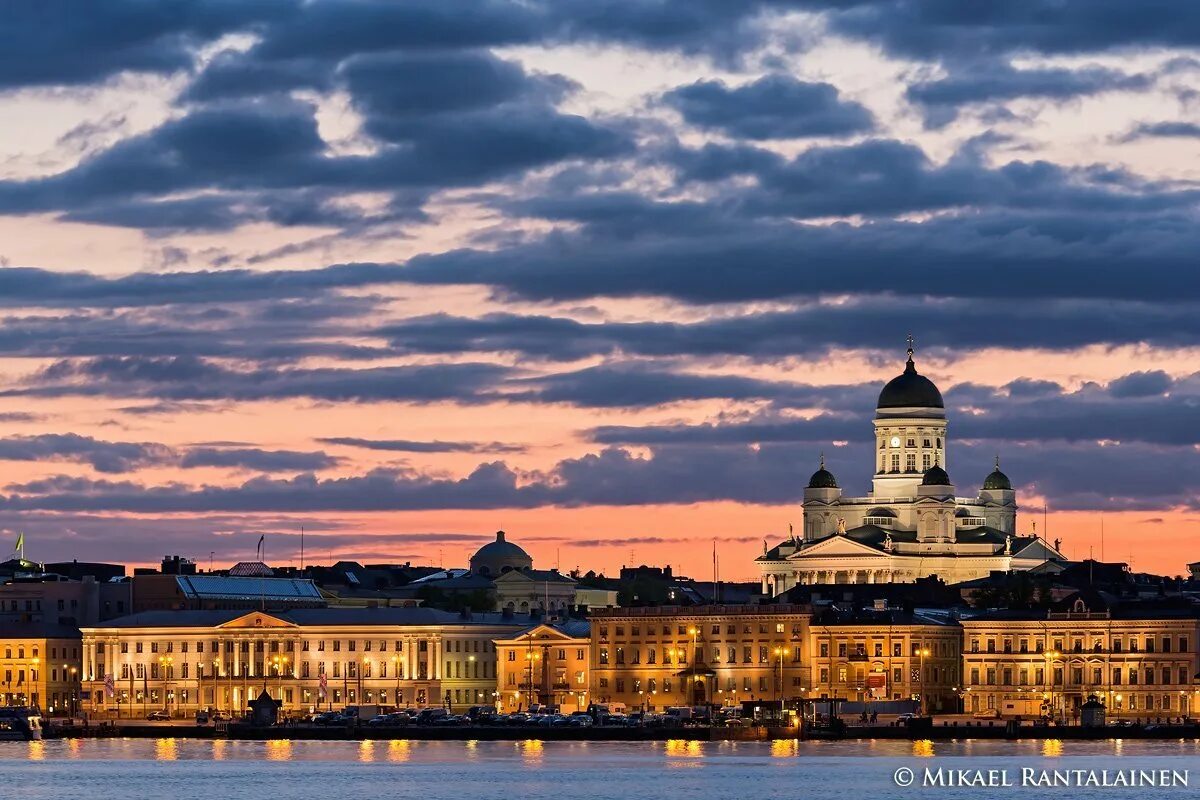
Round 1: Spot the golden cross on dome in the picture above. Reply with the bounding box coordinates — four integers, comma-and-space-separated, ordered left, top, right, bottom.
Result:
906, 333, 915, 359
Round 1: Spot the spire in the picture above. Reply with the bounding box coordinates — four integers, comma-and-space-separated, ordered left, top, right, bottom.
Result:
905, 333, 916, 372
994, 454, 1000, 470
819, 452, 825, 470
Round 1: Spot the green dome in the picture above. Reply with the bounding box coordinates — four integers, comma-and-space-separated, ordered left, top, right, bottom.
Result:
983, 458, 1012, 490
807, 455, 838, 489
878, 350, 944, 409
921, 464, 951, 486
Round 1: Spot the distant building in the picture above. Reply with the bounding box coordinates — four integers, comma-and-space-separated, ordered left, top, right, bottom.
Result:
494, 619, 590, 713
1189, 562, 1200, 581
0, 574, 130, 627
414, 531, 578, 613
758, 344, 1065, 592
131, 574, 325, 612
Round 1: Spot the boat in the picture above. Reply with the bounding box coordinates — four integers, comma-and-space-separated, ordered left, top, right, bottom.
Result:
0, 707, 43, 741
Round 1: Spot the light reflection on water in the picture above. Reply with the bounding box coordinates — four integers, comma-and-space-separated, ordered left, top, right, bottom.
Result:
3, 739, 1200, 799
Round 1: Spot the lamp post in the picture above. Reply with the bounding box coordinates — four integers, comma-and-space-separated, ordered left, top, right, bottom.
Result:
774, 646, 785, 711
917, 648, 930, 715
68, 666, 78, 717
524, 651, 541, 709
391, 656, 401, 709
1044, 649, 1060, 721
358, 657, 368, 704
688, 627, 700, 705
158, 656, 173, 715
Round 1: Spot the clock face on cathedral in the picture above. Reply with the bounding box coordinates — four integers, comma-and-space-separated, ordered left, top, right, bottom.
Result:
756, 344, 1064, 593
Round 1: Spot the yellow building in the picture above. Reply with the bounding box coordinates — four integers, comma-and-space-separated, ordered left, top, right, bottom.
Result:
809, 606, 961, 713
0, 622, 82, 716
589, 605, 811, 711
961, 598, 1200, 719
80, 607, 529, 717
494, 620, 590, 713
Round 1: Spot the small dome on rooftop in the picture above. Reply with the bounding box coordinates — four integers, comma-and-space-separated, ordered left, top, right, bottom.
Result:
806, 454, 839, 489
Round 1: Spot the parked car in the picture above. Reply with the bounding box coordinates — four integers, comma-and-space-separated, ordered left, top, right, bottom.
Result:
210, 711, 231, 722
972, 709, 1001, 719
146, 710, 170, 721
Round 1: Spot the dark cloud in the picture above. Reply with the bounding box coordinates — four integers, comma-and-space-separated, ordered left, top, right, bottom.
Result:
1119, 121, 1200, 141
0, 433, 337, 474
662, 74, 875, 139
907, 61, 1151, 126
178, 447, 340, 472
0, 433, 172, 474
318, 437, 527, 454
377, 298, 1200, 361
10, 355, 510, 404
0, 0, 293, 89
1, 437, 1196, 515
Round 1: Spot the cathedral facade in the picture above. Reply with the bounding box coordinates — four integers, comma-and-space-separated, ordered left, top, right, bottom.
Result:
757, 344, 1065, 594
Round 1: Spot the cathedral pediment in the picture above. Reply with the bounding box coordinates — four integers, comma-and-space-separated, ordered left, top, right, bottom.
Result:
790, 535, 888, 559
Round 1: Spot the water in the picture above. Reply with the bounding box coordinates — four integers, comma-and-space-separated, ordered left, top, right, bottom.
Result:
2, 739, 1199, 799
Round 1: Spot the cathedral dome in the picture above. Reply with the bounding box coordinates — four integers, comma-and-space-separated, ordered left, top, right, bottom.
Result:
806, 455, 839, 489
983, 458, 1012, 490
878, 348, 944, 409
921, 464, 952, 486
469, 530, 533, 576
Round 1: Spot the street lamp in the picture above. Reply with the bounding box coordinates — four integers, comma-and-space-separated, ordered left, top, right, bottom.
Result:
688, 627, 700, 705
773, 646, 785, 710
391, 656, 401, 708
917, 648, 930, 715
1043, 649, 1060, 721
524, 651, 541, 708
158, 656, 173, 715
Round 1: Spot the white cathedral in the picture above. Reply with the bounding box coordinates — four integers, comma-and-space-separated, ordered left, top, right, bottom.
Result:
757, 343, 1065, 594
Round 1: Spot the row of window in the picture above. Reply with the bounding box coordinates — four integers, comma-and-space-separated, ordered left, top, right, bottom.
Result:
3, 645, 80, 660
600, 622, 797, 638
505, 649, 585, 661
598, 644, 802, 666
968, 665, 1192, 687
109, 638, 489, 655
968, 635, 1189, 654
817, 641, 955, 659
879, 435, 943, 450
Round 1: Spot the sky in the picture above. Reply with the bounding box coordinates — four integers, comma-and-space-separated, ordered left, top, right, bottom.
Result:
0, 1, 1198, 579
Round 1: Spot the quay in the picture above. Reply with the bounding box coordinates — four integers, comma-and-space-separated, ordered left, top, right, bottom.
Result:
41, 720, 1200, 742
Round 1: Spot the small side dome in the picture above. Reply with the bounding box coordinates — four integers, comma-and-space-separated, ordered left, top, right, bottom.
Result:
807, 454, 838, 489
983, 456, 1012, 490
921, 464, 952, 486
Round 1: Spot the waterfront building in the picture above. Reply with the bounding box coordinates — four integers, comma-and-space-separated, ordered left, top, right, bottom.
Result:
494, 619, 591, 713
79, 607, 531, 717
960, 594, 1200, 719
808, 604, 962, 713
0, 621, 82, 715
589, 605, 812, 711
757, 343, 1064, 592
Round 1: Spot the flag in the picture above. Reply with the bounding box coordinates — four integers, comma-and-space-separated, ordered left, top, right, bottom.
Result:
318, 672, 328, 700
257, 534, 265, 559
104, 674, 115, 698
14, 532, 23, 554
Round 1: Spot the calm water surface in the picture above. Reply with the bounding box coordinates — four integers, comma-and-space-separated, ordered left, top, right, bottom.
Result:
2, 739, 1199, 799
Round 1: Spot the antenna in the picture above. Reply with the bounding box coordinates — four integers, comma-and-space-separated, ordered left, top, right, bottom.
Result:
1100, 514, 1104, 563
300, 525, 305, 571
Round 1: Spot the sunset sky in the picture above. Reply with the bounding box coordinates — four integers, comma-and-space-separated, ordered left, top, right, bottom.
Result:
0, 2, 1198, 579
